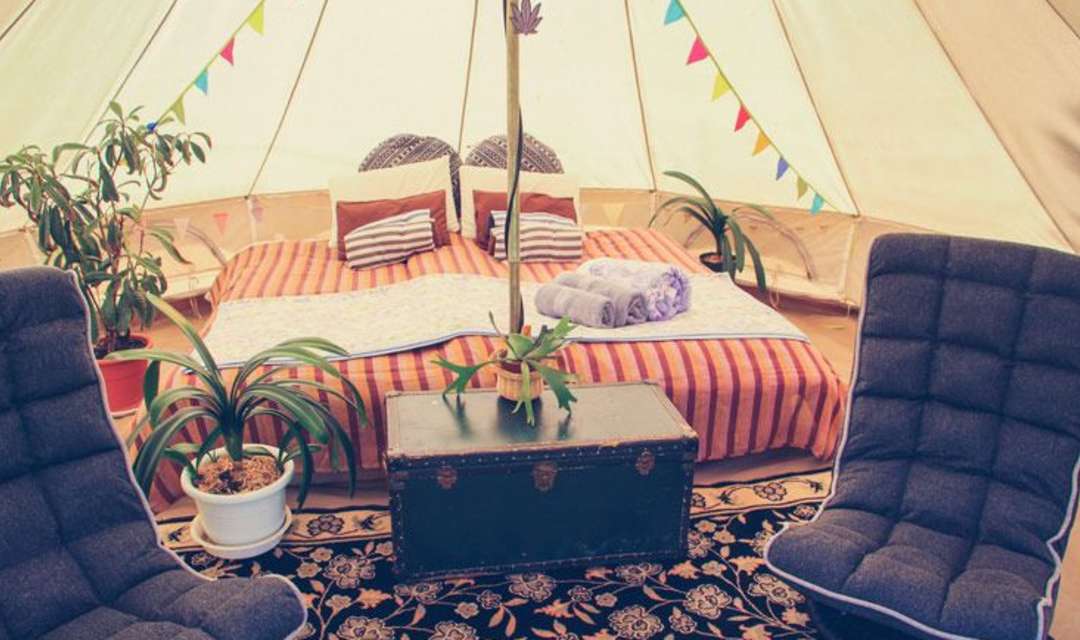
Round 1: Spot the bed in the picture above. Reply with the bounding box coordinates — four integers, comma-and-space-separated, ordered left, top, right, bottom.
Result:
140, 227, 846, 510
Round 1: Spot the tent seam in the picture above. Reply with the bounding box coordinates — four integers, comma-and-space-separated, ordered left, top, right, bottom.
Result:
622, 0, 658, 193
455, 0, 480, 156
1044, 0, 1080, 43
246, 0, 331, 198
912, 0, 1077, 252
769, 0, 861, 216
0, 0, 34, 46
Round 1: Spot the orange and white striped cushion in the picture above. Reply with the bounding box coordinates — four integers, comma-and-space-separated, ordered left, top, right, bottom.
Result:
344, 209, 435, 270
489, 211, 583, 262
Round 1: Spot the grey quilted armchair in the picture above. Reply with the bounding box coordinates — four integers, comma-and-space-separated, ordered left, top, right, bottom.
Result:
0, 267, 305, 639
766, 234, 1080, 639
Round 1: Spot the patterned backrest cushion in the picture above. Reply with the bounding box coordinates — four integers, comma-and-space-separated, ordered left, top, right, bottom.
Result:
359, 134, 462, 219
343, 209, 435, 270
488, 211, 583, 262
472, 190, 578, 250
464, 132, 564, 174
0, 267, 177, 638
841, 233, 1080, 571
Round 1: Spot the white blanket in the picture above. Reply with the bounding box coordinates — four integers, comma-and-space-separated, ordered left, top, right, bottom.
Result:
201, 273, 806, 366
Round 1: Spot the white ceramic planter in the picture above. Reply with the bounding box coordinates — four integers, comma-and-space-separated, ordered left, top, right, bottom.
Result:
180, 447, 294, 547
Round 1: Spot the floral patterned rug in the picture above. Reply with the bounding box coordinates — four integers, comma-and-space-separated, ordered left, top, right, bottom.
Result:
160, 469, 831, 640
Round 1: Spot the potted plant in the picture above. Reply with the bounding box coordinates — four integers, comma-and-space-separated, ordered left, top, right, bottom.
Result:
434, 316, 577, 425
0, 102, 210, 413
114, 294, 365, 549
653, 170, 771, 294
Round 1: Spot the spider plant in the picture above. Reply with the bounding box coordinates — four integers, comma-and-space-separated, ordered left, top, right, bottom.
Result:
652, 170, 771, 294
113, 294, 366, 507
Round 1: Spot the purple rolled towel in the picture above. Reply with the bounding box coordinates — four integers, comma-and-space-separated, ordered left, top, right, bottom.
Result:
535, 282, 615, 328
580, 258, 691, 322
554, 271, 647, 326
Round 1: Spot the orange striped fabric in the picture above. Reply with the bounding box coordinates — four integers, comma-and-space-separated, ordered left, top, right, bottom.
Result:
142, 229, 846, 511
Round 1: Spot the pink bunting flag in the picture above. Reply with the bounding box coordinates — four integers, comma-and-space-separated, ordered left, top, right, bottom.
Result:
734, 104, 751, 131
220, 38, 235, 65
686, 37, 708, 64
213, 211, 230, 235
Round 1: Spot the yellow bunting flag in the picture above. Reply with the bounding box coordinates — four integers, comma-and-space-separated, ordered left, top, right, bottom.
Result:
247, 1, 265, 35
752, 130, 770, 156
170, 98, 186, 125
711, 72, 730, 100
796, 177, 808, 199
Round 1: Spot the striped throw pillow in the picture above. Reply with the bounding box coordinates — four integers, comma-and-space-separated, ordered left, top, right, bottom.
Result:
489, 210, 583, 262
344, 208, 435, 270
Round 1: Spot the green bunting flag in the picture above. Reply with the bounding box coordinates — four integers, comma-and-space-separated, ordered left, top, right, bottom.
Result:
247, 2, 265, 35
170, 98, 185, 124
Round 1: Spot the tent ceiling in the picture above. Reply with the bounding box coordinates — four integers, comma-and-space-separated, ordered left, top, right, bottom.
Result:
0, 0, 1078, 253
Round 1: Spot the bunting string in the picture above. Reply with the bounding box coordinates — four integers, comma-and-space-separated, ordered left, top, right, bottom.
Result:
664, 0, 833, 214
154, 1, 267, 126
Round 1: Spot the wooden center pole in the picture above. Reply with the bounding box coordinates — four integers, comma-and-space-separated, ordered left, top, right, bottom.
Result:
505, 0, 523, 334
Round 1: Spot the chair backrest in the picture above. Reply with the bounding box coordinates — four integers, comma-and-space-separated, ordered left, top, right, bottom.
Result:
0, 267, 176, 639
836, 234, 1080, 569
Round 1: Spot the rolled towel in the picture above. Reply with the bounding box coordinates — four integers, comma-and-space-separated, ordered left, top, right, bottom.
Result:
554, 271, 647, 326
535, 282, 615, 328
580, 258, 691, 322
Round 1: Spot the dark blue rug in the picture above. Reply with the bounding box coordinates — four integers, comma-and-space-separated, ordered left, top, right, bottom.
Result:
162, 470, 830, 640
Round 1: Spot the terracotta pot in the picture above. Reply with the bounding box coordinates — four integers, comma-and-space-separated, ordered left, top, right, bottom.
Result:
98, 334, 152, 415
699, 252, 727, 274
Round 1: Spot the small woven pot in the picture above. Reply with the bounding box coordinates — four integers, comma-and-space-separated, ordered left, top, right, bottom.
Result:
492, 353, 558, 403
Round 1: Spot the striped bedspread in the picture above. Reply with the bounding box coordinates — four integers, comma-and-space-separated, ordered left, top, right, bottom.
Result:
142, 229, 846, 510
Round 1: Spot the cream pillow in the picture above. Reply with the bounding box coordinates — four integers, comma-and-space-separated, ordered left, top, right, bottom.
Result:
328, 155, 457, 251
458, 165, 580, 240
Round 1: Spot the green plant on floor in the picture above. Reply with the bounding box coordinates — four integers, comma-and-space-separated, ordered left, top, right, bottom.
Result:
652, 169, 772, 294
434, 315, 577, 425
0, 102, 210, 356
114, 294, 366, 507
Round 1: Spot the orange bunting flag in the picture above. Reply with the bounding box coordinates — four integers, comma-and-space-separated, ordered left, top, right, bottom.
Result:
247, 2, 265, 35
686, 37, 708, 64
796, 177, 809, 199
220, 38, 235, 65
213, 211, 230, 235
711, 72, 730, 100
734, 104, 751, 131
752, 130, 770, 156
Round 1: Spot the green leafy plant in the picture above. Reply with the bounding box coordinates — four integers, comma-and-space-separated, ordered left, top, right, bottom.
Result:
652, 169, 772, 294
114, 294, 366, 507
0, 102, 210, 356
434, 315, 577, 425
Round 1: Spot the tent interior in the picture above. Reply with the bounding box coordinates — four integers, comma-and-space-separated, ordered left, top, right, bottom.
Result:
1, 1, 1079, 639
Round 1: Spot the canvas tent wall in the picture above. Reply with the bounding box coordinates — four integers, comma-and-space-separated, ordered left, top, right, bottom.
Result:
1, 0, 1077, 305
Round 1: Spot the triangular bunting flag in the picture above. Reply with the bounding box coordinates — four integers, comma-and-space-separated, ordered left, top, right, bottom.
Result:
810, 193, 824, 214
663, 0, 684, 25
170, 98, 186, 125
796, 177, 808, 199
247, 2, 265, 35
220, 38, 235, 65
174, 217, 190, 242
776, 157, 789, 180
734, 104, 751, 131
711, 72, 730, 100
213, 211, 230, 235
686, 37, 708, 65
752, 130, 770, 156
246, 196, 265, 224
194, 69, 209, 95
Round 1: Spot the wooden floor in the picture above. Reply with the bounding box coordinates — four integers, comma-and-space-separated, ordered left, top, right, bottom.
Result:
144, 294, 1079, 638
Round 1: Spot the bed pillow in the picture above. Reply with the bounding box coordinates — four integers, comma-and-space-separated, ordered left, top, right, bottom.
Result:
343, 208, 435, 270
488, 210, 583, 262
458, 165, 579, 241
335, 190, 447, 259
472, 191, 578, 250
328, 155, 456, 253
